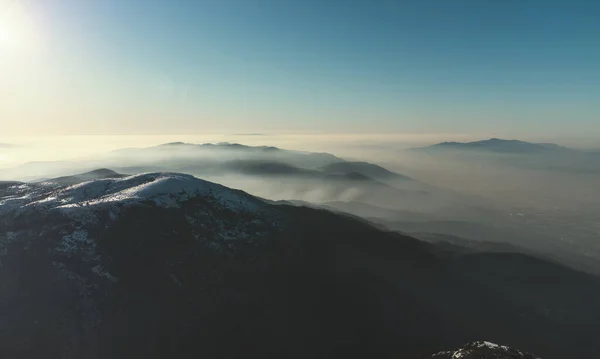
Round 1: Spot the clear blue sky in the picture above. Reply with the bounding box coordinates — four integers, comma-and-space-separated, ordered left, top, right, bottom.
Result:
2, 0, 599, 139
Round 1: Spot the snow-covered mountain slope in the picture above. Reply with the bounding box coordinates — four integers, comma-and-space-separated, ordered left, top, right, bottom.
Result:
1, 171, 599, 359
3, 172, 264, 213
424, 341, 541, 358
1, 172, 273, 269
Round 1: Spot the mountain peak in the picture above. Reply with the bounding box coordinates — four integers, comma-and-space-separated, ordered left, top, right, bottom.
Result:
416, 138, 571, 154
159, 142, 189, 146
482, 138, 527, 144
84, 168, 121, 177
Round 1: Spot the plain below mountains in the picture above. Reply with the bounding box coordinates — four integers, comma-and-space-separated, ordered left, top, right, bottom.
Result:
0, 170, 599, 359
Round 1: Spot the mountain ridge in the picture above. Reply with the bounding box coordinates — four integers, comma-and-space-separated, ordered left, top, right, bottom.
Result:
320, 161, 412, 181
1, 171, 600, 358
409, 138, 600, 173
412, 138, 576, 154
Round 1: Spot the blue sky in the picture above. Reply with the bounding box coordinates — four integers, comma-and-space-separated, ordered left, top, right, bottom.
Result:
2, 0, 599, 139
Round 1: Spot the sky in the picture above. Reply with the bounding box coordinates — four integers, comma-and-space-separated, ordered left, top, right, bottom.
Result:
1, 0, 599, 141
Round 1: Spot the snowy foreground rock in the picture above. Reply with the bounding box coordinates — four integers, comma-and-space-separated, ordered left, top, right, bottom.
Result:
425, 341, 541, 358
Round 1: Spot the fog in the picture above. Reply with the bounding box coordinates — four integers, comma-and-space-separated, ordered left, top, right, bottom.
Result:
1, 134, 600, 274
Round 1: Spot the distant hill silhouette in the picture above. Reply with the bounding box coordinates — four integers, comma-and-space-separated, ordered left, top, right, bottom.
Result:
413, 138, 575, 154
321, 161, 412, 180
410, 138, 600, 173
42, 168, 126, 186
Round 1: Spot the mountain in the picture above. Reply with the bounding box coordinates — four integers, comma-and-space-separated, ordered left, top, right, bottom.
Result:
320, 161, 412, 180
413, 138, 574, 154
0, 142, 345, 181
219, 159, 400, 182
220, 160, 398, 186
412, 232, 544, 257
1, 143, 468, 232
410, 138, 600, 174
39, 168, 126, 186
100, 144, 429, 211
1, 143, 427, 209
422, 341, 541, 359
136, 142, 345, 169
284, 199, 600, 274
1, 171, 600, 358
0, 181, 22, 186
224, 159, 311, 176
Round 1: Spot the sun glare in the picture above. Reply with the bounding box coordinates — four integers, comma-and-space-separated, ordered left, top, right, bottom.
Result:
0, 1, 37, 51
0, 22, 14, 45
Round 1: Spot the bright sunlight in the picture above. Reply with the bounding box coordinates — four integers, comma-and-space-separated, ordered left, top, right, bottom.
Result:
0, 0, 37, 51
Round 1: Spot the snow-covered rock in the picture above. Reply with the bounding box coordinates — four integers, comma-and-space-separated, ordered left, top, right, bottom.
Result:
427, 341, 541, 359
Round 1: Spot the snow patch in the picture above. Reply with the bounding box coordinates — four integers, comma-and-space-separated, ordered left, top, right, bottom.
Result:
451, 349, 469, 359
0, 195, 30, 215
92, 264, 117, 282
55, 230, 97, 258
479, 341, 506, 350
5, 231, 17, 241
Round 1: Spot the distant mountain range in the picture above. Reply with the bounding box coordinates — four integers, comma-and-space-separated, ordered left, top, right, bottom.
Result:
1, 142, 402, 180
411, 138, 600, 173
0, 142, 520, 231
125, 141, 345, 169
413, 138, 575, 154
1, 170, 599, 358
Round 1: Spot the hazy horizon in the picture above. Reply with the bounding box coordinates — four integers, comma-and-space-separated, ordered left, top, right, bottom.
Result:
2, 133, 600, 170
3, 1, 599, 167
2, 0, 599, 142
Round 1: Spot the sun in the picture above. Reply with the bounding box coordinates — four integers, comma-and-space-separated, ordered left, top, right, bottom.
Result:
0, 23, 15, 46
0, 1, 37, 51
